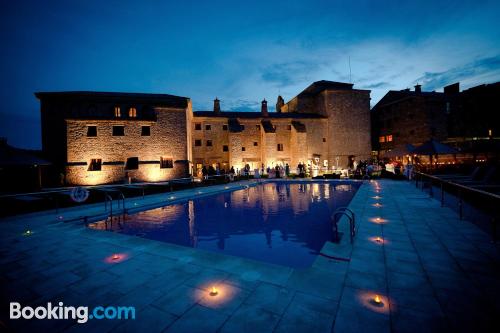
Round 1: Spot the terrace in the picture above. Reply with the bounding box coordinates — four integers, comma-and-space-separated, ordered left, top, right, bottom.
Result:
1, 179, 499, 332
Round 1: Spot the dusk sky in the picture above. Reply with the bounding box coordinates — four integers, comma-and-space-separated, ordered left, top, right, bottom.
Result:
1, 0, 499, 149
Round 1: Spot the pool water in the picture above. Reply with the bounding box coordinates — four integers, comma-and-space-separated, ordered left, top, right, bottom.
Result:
89, 181, 360, 268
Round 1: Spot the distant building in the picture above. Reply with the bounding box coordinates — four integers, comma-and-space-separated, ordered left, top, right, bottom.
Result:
192, 81, 372, 173
35, 92, 192, 185
371, 82, 500, 157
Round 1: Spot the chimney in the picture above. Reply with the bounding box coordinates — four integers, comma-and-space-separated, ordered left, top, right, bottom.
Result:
444, 82, 460, 94
276, 95, 284, 113
261, 99, 268, 117
414, 84, 422, 93
213, 97, 220, 114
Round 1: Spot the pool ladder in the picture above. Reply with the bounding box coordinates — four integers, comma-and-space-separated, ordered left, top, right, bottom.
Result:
332, 207, 356, 244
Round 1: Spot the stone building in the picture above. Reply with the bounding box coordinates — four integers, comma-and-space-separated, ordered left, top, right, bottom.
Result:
371, 82, 500, 156
36, 92, 192, 185
192, 81, 372, 174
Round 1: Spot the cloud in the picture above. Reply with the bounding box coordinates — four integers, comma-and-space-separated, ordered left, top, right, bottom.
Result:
414, 55, 500, 90
226, 99, 261, 112
363, 81, 390, 89
260, 61, 322, 86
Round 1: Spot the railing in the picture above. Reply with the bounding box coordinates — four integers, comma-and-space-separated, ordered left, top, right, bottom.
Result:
414, 171, 500, 242
332, 207, 356, 244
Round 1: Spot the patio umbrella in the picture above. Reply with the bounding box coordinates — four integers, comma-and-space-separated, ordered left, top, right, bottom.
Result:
412, 139, 459, 167
383, 144, 415, 158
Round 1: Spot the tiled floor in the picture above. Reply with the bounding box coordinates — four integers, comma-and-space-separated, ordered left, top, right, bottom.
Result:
1, 179, 499, 332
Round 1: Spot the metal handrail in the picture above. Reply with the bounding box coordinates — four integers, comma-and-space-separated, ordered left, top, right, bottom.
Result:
332, 208, 356, 244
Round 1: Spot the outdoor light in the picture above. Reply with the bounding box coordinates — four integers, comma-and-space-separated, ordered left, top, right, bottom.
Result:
169, 196, 176, 200
374, 203, 381, 207
210, 286, 218, 296
375, 237, 382, 243
112, 254, 120, 261
224, 186, 229, 189
376, 217, 381, 222
57, 215, 64, 220
23, 230, 32, 236
372, 294, 383, 307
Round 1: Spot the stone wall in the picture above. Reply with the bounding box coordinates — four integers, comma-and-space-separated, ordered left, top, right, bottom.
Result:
66, 106, 190, 185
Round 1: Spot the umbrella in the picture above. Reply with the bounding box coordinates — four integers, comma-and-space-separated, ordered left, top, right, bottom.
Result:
383, 144, 415, 158
412, 140, 459, 155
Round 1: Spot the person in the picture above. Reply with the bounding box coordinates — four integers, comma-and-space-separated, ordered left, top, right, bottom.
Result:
266, 166, 271, 175
202, 166, 208, 180
230, 166, 235, 175
285, 163, 290, 177
261, 163, 265, 175
275, 165, 281, 178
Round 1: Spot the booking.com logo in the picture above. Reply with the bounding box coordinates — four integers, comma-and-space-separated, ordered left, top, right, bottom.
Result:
10, 302, 135, 323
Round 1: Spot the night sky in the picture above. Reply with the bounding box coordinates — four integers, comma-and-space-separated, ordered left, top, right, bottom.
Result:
1, 0, 499, 149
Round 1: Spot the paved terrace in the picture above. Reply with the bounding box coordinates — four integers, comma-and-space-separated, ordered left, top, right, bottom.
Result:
1, 179, 499, 332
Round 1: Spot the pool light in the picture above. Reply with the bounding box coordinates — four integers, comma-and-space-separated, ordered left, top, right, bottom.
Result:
112, 254, 120, 261
375, 237, 383, 243
23, 230, 33, 236
373, 203, 382, 207
209, 286, 218, 296
371, 294, 383, 307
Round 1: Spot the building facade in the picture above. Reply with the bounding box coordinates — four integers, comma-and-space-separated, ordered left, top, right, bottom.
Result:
36, 80, 371, 185
371, 82, 500, 157
36, 92, 192, 185
192, 81, 372, 174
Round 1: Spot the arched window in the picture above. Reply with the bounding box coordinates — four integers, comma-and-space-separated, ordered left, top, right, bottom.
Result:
114, 106, 121, 118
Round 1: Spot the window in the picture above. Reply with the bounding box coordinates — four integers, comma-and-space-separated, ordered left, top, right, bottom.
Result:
114, 106, 121, 118
160, 157, 173, 169
205, 124, 211, 130
141, 126, 150, 136
242, 147, 246, 151
195, 139, 202, 147
222, 124, 228, 131
128, 107, 137, 118
88, 158, 102, 171
277, 144, 284, 151
379, 136, 385, 143
256, 125, 261, 130
87, 126, 97, 137
125, 157, 139, 170
195, 123, 202, 130
322, 138, 326, 143
253, 142, 258, 146
112, 126, 125, 136
206, 140, 213, 147
287, 125, 292, 130
386, 135, 393, 142
223, 145, 229, 152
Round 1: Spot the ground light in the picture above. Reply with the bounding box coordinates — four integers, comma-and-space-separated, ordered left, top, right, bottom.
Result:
112, 254, 120, 260
371, 294, 384, 307
23, 230, 33, 236
375, 237, 383, 243
210, 286, 218, 296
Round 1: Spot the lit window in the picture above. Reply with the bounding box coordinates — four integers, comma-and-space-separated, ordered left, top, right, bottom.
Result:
160, 157, 173, 169
379, 136, 386, 143
141, 126, 150, 136
223, 145, 229, 152
88, 158, 102, 171
222, 124, 228, 131
125, 157, 139, 170
195, 139, 202, 147
128, 107, 137, 118
386, 135, 393, 142
253, 142, 258, 146
205, 124, 211, 130
87, 126, 97, 137
277, 143, 284, 151
195, 123, 202, 130
112, 126, 125, 136
206, 140, 213, 147
114, 107, 121, 117
489, 129, 493, 137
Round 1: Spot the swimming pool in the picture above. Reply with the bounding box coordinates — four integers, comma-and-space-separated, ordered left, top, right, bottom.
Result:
89, 181, 360, 268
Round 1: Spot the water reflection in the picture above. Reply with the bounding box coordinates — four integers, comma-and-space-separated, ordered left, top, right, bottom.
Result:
89, 181, 360, 268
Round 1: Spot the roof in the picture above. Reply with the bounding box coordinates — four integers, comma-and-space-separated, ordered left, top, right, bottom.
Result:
261, 120, 276, 133
35, 91, 190, 108
372, 90, 445, 110
297, 80, 355, 97
291, 121, 307, 133
193, 111, 326, 119
0, 144, 51, 167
